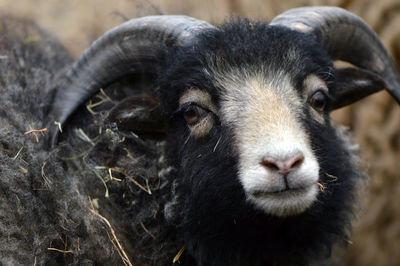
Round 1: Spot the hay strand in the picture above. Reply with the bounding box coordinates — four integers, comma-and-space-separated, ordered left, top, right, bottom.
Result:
173, 244, 186, 263
47, 248, 73, 254
89, 199, 133, 266
140, 222, 155, 239
317, 182, 326, 192
84, 160, 109, 198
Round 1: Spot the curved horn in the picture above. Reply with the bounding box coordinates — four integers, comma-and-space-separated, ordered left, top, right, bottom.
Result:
48, 15, 214, 146
270, 6, 400, 104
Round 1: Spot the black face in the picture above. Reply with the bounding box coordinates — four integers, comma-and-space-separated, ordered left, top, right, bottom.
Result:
159, 19, 363, 265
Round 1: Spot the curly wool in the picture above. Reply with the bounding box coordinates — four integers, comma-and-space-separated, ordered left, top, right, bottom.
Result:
0, 17, 181, 265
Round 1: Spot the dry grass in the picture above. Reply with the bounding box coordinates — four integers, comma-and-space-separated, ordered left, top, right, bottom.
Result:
89, 198, 133, 266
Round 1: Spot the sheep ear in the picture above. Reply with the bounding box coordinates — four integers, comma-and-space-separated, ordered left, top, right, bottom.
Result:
105, 94, 166, 135
330, 67, 387, 110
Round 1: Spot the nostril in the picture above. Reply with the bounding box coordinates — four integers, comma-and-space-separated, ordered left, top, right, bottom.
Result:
288, 153, 304, 169
261, 152, 305, 173
261, 158, 281, 171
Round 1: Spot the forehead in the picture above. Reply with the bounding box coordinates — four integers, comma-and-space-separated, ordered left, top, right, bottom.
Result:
193, 20, 332, 95
210, 68, 303, 127
165, 19, 332, 111
205, 22, 327, 77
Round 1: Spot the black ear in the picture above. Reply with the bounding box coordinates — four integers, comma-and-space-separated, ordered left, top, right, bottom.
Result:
330, 67, 387, 110
105, 94, 166, 136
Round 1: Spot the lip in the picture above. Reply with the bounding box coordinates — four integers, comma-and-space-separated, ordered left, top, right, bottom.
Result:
251, 186, 310, 198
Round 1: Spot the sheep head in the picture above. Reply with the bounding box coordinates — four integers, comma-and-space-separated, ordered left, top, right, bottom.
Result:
46, 6, 400, 265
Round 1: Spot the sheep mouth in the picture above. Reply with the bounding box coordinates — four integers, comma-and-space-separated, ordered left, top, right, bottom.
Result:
251, 186, 310, 198
248, 184, 318, 216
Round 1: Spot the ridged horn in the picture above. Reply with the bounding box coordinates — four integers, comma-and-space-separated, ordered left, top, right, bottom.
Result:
48, 15, 214, 146
270, 6, 400, 104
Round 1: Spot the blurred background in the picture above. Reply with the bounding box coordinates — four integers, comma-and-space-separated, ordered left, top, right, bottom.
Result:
1, 0, 399, 265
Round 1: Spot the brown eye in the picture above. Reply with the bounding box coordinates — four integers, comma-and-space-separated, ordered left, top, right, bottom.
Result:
309, 90, 328, 111
183, 105, 208, 125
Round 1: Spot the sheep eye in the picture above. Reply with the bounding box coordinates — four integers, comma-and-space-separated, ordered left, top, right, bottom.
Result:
309, 90, 328, 111
183, 104, 208, 125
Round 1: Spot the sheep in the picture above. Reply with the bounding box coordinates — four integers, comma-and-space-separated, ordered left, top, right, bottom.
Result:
1, 6, 400, 266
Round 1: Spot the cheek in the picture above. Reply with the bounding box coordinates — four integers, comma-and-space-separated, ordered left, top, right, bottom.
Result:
179, 130, 242, 196
179, 143, 247, 220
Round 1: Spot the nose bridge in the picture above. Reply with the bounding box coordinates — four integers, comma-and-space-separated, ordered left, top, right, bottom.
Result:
231, 75, 313, 171
244, 81, 304, 148
219, 72, 308, 161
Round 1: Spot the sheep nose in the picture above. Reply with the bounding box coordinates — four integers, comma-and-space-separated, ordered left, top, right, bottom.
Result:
261, 152, 305, 174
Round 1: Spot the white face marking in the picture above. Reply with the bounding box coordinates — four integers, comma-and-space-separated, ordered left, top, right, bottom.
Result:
214, 70, 320, 217
179, 88, 217, 113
